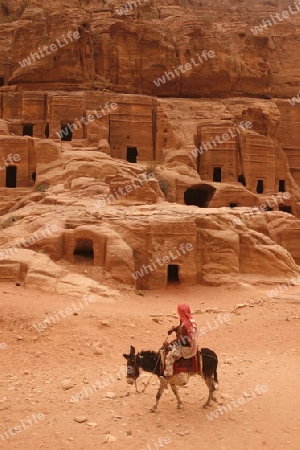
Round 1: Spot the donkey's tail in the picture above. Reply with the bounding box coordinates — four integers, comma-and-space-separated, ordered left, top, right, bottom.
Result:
213, 367, 218, 383
213, 367, 219, 389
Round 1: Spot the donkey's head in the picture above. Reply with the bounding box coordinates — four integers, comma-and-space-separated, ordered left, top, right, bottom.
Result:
123, 345, 140, 385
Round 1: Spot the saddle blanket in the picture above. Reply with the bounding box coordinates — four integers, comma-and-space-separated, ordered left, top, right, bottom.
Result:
173, 351, 201, 375
160, 348, 201, 375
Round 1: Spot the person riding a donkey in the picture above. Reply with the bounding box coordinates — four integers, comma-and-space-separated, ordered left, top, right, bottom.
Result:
123, 302, 218, 410
161, 302, 198, 383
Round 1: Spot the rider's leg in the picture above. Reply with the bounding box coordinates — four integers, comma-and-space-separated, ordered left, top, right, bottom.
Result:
164, 346, 182, 377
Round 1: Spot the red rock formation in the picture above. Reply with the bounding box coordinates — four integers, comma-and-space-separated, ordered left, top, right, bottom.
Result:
0, 0, 300, 289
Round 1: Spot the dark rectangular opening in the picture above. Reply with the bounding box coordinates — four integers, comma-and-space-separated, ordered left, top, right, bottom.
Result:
213, 167, 221, 182
45, 122, 49, 138
196, 149, 200, 173
256, 179, 264, 194
127, 147, 138, 163
278, 180, 285, 192
23, 124, 34, 137
167, 264, 179, 283
279, 206, 292, 214
6, 166, 17, 188
60, 124, 72, 141
0, 77, 4, 87
1, 5, 9, 16
238, 174, 246, 187
73, 239, 94, 264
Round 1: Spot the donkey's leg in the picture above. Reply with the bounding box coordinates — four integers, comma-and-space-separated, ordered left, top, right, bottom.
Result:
150, 383, 165, 413
203, 376, 216, 408
170, 383, 183, 409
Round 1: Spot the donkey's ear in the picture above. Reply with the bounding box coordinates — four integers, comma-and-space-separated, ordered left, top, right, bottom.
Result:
130, 345, 135, 355
123, 354, 130, 360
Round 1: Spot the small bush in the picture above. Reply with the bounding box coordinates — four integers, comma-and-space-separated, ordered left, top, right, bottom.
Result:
0, 15, 14, 23
1, 216, 20, 229
35, 184, 49, 192
145, 164, 157, 176
136, 290, 145, 297
158, 179, 169, 195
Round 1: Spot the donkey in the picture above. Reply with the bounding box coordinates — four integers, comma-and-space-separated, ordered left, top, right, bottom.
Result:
123, 345, 218, 412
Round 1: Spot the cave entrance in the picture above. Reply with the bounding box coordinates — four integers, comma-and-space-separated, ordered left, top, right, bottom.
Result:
60, 124, 72, 141
73, 239, 94, 264
279, 206, 292, 214
45, 122, 50, 138
256, 179, 264, 194
127, 147, 138, 163
279, 180, 286, 192
23, 124, 34, 137
184, 184, 216, 208
238, 174, 246, 187
0, 77, 4, 86
6, 166, 17, 188
168, 264, 179, 283
213, 167, 222, 182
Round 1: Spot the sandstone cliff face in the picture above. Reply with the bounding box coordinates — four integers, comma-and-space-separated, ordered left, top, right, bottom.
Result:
0, 0, 300, 290
1, 196, 300, 290
1, 0, 299, 97
1, 0, 300, 186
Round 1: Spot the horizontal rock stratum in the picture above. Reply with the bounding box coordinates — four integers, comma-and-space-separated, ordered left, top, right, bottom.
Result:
0, 0, 300, 290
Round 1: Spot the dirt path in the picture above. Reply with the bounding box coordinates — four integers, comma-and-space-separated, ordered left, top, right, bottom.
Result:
0, 282, 299, 450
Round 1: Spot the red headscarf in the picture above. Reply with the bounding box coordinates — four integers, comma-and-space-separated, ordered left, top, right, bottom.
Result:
177, 303, 198, 341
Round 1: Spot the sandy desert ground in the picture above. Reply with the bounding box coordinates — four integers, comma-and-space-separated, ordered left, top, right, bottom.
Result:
0, 279, 299, 450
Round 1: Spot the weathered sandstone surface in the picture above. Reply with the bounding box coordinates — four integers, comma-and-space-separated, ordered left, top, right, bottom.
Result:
0, 0, 300, 290
1, 0, 300, 98
0, 188, 300, 289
